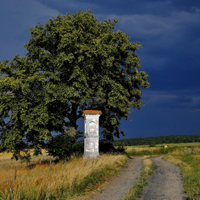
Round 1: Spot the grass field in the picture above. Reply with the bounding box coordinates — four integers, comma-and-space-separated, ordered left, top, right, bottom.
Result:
126, 142, 200, 148
123, 142, 200, 156
0, 149, 47, 157
0, 153, 128, 200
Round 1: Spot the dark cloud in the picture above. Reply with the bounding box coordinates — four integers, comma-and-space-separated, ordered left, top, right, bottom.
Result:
0, 0, 200, 138
0, 0, 58, 60
35, 0, 200, 18
121, 105, 200, 138
171, 0, 200, 12
142, 89, 200, 111
176, 96, 193, 103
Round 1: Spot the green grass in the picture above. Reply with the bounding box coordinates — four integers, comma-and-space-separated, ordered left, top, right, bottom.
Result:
179, 156, 200, 199
127, 146, 179, 156
123, 156, 154, 200
164, 148, 200, 200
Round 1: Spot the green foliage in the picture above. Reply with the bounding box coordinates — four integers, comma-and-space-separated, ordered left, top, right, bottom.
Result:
149, 141, 156, 147
19, 152, 32, 163
46, 130, 83, 160
0, 10, 149, 158
9, 148, 32, 163
99, 140, 126, 154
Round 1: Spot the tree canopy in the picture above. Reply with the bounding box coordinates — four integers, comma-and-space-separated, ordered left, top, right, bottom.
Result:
0, 10, 150, 157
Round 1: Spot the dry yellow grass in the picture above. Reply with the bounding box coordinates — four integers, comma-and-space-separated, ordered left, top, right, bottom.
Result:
0, 149, 47, 157
194, 148, 200, 153
164, 155, 191, 169
124, 146, 134, 152
143, 156, 153, 177
0, 154, 128, 199
192, 155, 200, 159
124, 146, 159, 152
169, 148, 187, 157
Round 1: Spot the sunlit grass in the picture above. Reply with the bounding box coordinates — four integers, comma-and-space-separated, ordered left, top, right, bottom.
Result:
123, 142, 200, 149
164, 148, 200, 199
0, 149, 47, 157
0, 154, 128, 199
124, 146, 159, 152
192, 155, 200, 159
123, 143, 200, 157
123, 156, 153, 200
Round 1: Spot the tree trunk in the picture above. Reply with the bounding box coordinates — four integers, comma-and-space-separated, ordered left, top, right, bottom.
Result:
67, 126, 76, 136
67, 102, 79, 137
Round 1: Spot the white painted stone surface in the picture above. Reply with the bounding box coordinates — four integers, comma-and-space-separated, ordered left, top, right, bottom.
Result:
83, 112, 101, 159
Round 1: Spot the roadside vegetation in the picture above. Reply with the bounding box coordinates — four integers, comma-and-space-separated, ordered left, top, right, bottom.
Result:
123, 156, 153, 200
0, 153, 128, 200
164, 147, 200, 200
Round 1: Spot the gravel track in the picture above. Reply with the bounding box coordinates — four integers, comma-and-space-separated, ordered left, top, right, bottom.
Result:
91, 157, 143, 200
138, 156, 186, 200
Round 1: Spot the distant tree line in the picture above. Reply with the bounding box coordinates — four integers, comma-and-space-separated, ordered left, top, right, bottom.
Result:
112, 134, 200, 146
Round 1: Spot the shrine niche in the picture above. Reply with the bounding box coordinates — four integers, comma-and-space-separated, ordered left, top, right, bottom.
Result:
88, 121, 96, 136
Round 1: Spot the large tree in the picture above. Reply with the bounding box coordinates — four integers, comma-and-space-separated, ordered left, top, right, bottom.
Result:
0, 10, 150, 157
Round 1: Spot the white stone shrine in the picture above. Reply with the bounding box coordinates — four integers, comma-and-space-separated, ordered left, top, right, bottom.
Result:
83, 110, 102, 159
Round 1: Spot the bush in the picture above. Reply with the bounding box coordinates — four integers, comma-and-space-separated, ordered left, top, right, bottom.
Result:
149, 141, 156, 147
46, 130, 83, 161
99, 140, 126, 154
99, 140, 116, 153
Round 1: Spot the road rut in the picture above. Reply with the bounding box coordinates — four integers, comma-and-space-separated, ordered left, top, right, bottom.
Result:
91, 157, 143, 200
138, 156, 186, 200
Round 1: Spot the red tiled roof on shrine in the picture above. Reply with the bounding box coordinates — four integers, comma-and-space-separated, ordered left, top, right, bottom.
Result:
83, 110, 102, 115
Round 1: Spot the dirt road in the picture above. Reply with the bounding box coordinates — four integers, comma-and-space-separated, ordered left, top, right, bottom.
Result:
91, 156, 186, 200
91, 157, 143, 200
138, 156, 186, 200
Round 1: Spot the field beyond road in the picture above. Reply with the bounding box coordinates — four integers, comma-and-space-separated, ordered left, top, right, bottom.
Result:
126, 142, 200, 148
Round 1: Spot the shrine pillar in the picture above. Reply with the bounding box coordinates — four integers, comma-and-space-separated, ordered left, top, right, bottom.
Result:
82, 110, 102, 159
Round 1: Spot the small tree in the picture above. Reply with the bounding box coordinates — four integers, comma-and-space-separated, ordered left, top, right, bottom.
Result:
149, 141, 156, 147
0, 10, 150, 160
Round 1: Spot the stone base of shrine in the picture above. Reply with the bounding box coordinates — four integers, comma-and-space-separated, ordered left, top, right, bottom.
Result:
83, 152, 99, 159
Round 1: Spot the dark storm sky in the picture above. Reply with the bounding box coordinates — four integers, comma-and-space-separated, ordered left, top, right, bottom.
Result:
0, 0, 200, 139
